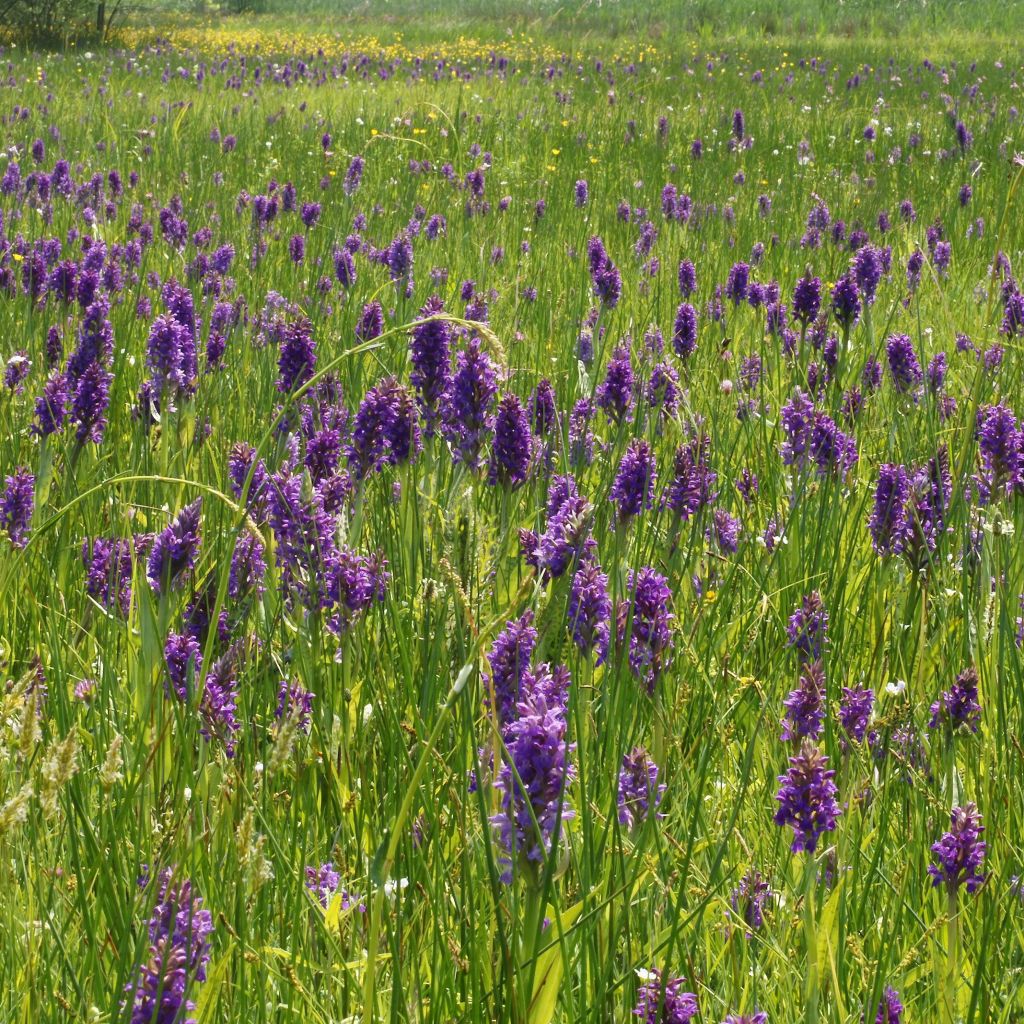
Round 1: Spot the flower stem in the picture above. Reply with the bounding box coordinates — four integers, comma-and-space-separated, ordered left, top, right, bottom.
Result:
521, 880, 546, 1010
945, 887, 960, 1024
803, 856, 818, 1024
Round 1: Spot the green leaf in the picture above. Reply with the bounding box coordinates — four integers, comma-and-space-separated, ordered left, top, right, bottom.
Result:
194, 952, 231, 1023
529, 901, 583, 1024
817, 873, 848, 1021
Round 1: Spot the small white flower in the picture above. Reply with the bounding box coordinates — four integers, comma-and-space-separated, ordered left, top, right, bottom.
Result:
886, 679, 907, 697
383, 877, 408, 899
362, 703, 374, 725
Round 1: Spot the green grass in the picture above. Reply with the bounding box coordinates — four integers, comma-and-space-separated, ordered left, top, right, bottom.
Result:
0, 11, 1022, 1024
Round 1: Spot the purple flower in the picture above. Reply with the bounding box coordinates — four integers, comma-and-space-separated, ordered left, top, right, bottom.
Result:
870, 453, 950, 565
161, 282, 198, 385
228, 443, 270, 521
148, 499, 203, 594
329, 245, 357, 288
707, 508, 741, 554
0, 469, 34, 548
83, 536, 138, 615
929, 803, 987, 894
677, 259, 697, 298
305, 429, 342, 482
380, 381, 420, 467
486, 612, 538, 727
725, 262, 750, 305
906, 249, 924, 290
873, 988, 903, 1024
632, 968, 698, 1024
596, 345, 636, 423
929, 666, 981, 734
568, 555, 611, 661
529, 379, 558, 437
346, 379, 403, 479
787, 592, 828, 662
488, 394, 533, 488
344, 154, 365, 196
305, 863, 364, 912
730, 869, 771, 936
443, 337, 497, 470
356, 300, 385, 342
4, 351, 29, 393
165, 632, 202, 701
70, 362, 112, 443
491, 682, 575, 882
618, 568, 673, 693
611, 439, 657, 521
1000, 291, 1024, 336
792, 273, 822, 325
587, 236, 622, 308
568, 399, 595, 469
780, 392, 857, 476
537, 496, 592, 578
646, 361, 680, 420
301, 202, 322, 229
200, 645, 241, 756
831, 273, 861, 331
975, 403, 1022, 500
672, 302, 699, 358
762, 517, 784, 552
268, 473, 336, 608
664, 435, 718, 520
781, 661, 825, 742
277, 318, 317, 394
45, 326, 64, 370
409, 297, 452, 436
862, 357, 883, 393
127, 870, 213, 1024
885, 333, 923, 395
212, 244, 235, 275
229, 532, 267, 600
276, 680, 315, 731
546, 475, 579, 516
324, 547, 389, 645
724, 1013, 767, 1024
386, 235, 414, 294
839, 686, 874, 744
780, 390, 816, 467
982, 345, 1003, 374
852, 245, 884, 303
736, 469, 759, 504
146, 313, 193, 396
306, 862, 340, 908
809, 413, 858, 476
773, 741, 840, 853
574, 179, 589, 206
927, 351, 947, 392
617, 747, 665, 829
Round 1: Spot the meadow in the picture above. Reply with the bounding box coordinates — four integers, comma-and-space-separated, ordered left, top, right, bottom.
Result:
0, 10, 1023, 1023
